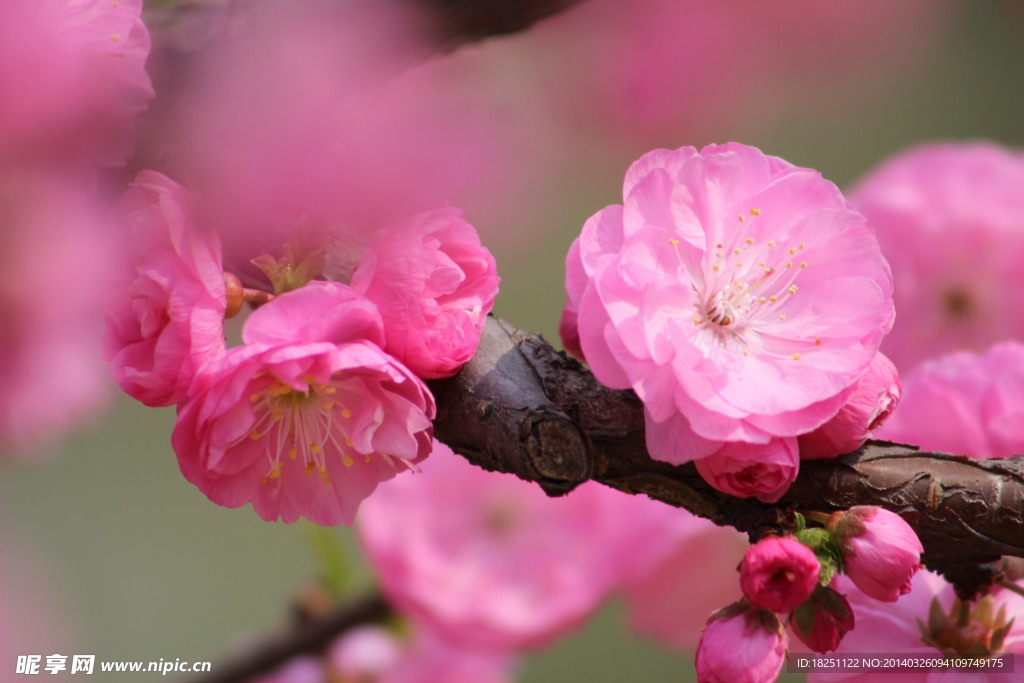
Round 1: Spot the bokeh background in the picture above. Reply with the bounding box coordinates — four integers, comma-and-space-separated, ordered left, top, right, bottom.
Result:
3, 1, 1024, 680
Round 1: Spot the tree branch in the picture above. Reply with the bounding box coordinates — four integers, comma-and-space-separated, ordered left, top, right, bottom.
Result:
429, 316, 1024, 591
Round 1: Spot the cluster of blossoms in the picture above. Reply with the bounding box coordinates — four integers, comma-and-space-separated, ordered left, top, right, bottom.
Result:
105, 172, 499, 525
563, 143, 901, 501
695, 507, 924, 682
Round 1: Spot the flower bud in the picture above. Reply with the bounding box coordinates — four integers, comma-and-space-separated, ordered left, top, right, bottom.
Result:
828, 506, 922, 602
740, 536, 820, 614
789, 585, 855, 653
798, 353, 901, 459
695, 602, 787, 683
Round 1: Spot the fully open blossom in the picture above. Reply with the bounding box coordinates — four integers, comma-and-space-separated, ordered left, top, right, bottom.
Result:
172, 282, 434, 525
799, 353, 901, 459
695, 603, 788, 683
349, 207, 499, 379
740, 536, 820, 614
849, 142, 1024, 372
357, 442, 629, 651
807, 572, 1024, 682
693, 438, 800, 502
104, 171, 227, 407
828, 507, 922, 603
567, 143, 894, 469
877, 343, 1024, 460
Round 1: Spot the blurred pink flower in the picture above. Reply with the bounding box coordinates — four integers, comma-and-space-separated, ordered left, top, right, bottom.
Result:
806, 572, 1024, 683
0, 168, 110, 454
348, 206, 499, 379
104, 171, 227, 407
619, 496, 748, 651
828, 507, 923, 603
740, 536, 820, 614
694, 438, 800, 503
799, 353, 902, 459
357, 442, 628, 651
566, 143, 894, 471
877, 343, 1024, 459
172, 282, 435, 525
849, 142, 1024, 372
0, 0, 151, 164
695, 602, 787, 683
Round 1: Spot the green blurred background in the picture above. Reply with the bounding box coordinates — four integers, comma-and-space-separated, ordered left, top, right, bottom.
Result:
3, 1, 1024, 681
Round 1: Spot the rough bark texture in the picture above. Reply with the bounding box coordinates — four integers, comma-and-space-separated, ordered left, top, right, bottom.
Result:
429, 317, 1024, 594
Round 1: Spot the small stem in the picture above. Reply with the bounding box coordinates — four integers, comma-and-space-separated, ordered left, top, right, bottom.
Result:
997, 578, 1024, 599
242, 287, 274, 305
302, 523, 351, 600
957, 598, 970, 628
804, 511, 832, 526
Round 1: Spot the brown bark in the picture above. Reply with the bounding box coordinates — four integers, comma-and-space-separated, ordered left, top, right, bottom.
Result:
429, 317, 1024, 591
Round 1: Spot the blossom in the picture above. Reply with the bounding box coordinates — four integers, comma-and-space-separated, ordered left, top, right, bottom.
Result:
172, 281, 435, 525
104, 171, 228, 407
566, 143, 894, 468
0, 168, 110, 454
799, 352, 901, 459
0, 0, 152, 164
695, 602, 788, 683
828, 507, 923, 603
806, 572, 1024, 683
848, 142, 1024, 372
619, 496, 748, 650
789, 586, 855, 653
349, 206, 499, 379
693, 438, 800, 502
877, 343, 1024, 460
740, 536, 820, 614
356, 442, 628, 651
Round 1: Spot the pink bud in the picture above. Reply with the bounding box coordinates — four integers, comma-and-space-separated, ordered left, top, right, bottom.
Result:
694, 438, 799, 503
829, 507, 923, 602
740, 536, 820, 614
799, 353, 902, 459
789, 586, 855, 653
695, 603, 787, 683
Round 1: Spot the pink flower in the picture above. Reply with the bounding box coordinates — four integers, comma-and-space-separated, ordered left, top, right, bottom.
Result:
619, 497, 748, 650
172, 281, 435, 526
693, 439, 800, 503
349, 207, 499, 379
877, 343, 1024, 460
104, 171, 227, 407
0, 168, 110, 454
567, 143, 894, 467
788, 586, 855, 653
356, 443, 628, 651
849, 142, 1024, 372
806, 572, 1024, 683
375, 631, 517, 683
799, 353, 901, 459
695, 602, 788, 683
0, 0, 152, 164
740, 536, 820, 614
828, 507, 923, 603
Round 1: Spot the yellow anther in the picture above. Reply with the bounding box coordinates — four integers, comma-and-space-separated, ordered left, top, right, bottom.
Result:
790, 247, 797, 255
786, 262, 793, 269
769, 296, 778, 302
767, 241, 776, 248
758, 297, 767, 304
739, 215, 746, 223
249, 431, 261, 440
322, 401, 335, 411
815, 338, 822, 346
668, 238, 680, 246
801, 262, 808, 269
736, 262, 744, 267
712, 264, 721, 271
779, 314, 787, 320
341, 408, 352, 418
746, 237, 755, 244
692, 317, 702, 325
742, 350, 750, 356
365, 454, 372, 463
788, 285, 799, 294
343, 455, 354, 467
250, 393, 261, 403
345, 438, 354, 447
324, 387, 337, 395
304, 462, 316, 474
733, 248, 743, 255
800, 242, 806, 249
288, 448, 298, 460
109, 34, 121, 43
793, 353, 801, 360
750, 208, 762, 216
310, 443, 322, 454
758, 261, 766, 267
